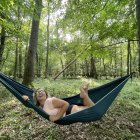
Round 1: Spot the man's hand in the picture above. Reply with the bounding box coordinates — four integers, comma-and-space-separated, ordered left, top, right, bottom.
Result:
22, 95, 29, 101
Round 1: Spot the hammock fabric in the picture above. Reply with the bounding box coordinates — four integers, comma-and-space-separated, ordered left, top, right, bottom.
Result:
0, 73, 131, 125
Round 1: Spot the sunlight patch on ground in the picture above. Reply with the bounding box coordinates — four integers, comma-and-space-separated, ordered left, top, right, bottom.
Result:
129, 102, 140, 109
1, 99, 16, 106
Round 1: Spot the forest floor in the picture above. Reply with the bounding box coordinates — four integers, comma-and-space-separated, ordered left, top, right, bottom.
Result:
0, 77, 140, 140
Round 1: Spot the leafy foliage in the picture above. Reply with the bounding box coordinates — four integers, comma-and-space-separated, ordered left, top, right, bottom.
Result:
0, 0, 139, 78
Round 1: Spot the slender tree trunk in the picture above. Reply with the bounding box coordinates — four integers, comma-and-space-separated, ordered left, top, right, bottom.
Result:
60, 57, 65, 77
136, 0, 140, 76
36, 52, 42, 78
99, 58, 102, 78
0, 26, 6, 68
127, 40, 130, 75
90, 55, 98, 79
23, 0, 42, 85
18, 45, 22, 78
74, 51, 77, 77
120, 47, 123, 77
110, 57, 113, 77
114, 46, 117, 77
0, 48, 10, 71
16, 3, 22, 78
24, 20, 31, 68
45, 1, 50, 78
81, 62, 85, 76
102, 58, 106, 78
138, 41, 140, 76
36, 52, 39, 77
132, 42, 137, 72
85, 59, 89, 77
13, 38, 19, 79
130, 44, 132, 74
74, 60, 77, 77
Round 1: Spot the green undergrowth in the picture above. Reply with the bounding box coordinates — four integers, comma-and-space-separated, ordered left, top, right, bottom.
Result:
0, 77, 140, 140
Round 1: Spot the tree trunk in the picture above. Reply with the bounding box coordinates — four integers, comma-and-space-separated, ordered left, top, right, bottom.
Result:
0, 48, 10, 71
60, 57, 65, 77
36, 52, 41, 77
127, 40, 130, 75
23, 0, 42, 85
0, 26, 6, 68
45, 1, 50, 78
110, 57, 113, 77
36, 52, 39, 77
120, 47, 123, 77
130, 44, 132, 74
98, 58, 102, 78
114, 46, 117, 77
85, 59, 89, 77
38, 57, 41, 77
138, 41, 140, 76
89, 55, 98, 79
74, 51, 77, 77
136, 0, 140, 76
13, 38, 19, 80
132, 42, 137, 73
102, 58, 107, 78
74, 60, 77, 77
18, 45, 22, 78
17, 3, 22, 78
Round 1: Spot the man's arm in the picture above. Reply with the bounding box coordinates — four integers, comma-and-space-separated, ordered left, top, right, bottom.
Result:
49, 98, 69, 122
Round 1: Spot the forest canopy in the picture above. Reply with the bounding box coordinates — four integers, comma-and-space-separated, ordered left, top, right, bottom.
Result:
0, 0, 140, 85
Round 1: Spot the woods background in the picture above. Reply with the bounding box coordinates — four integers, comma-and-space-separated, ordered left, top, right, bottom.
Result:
0, 0, 140, 85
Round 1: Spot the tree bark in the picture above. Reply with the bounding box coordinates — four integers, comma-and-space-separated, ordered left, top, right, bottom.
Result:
136, 0, 140, 76
102, 58, 106, 78
36, 52, 41, 77
74, 60, 77, 77
138, 40, 140, 76
110, 57, 113, 77
0, 26, 6, 68
13, 38, 19, 80
127, 40, 130, 75
74, 51, 77, 77
17, 3, 22, 78
18, 45, 22, 78
120, 47, 123, 77
0, 48, 10, 71
85, 59, 89, 77
23, 0, 42, 85
60, 57, 65, 77
89, 55, 98, 79
114, 46, 117, 77
130, 44, 132, 75
45, 1, 50, 78
36, 52, 39, 77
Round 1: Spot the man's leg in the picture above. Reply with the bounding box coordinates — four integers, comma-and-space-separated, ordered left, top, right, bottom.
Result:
71, 83, 94, 114
80, 83, 94, 106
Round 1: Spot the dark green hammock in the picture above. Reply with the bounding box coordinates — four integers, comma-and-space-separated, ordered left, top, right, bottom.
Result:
0, 73, 131, 125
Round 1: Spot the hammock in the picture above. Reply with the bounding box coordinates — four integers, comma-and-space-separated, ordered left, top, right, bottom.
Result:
0, 73, 131, 125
